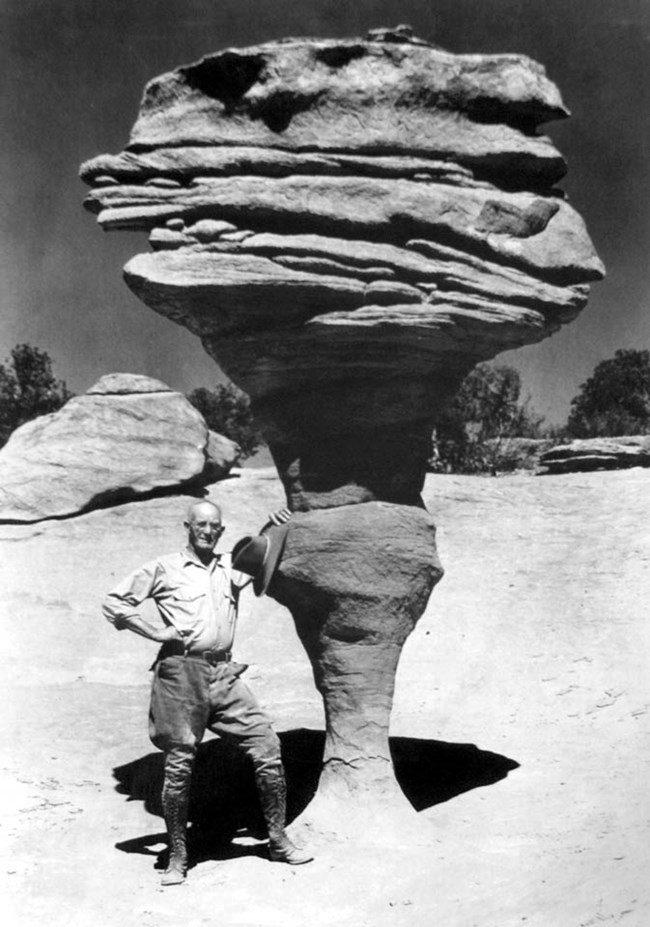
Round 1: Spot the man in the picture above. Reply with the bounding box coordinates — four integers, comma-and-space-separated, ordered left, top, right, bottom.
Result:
103, 500, 312, 886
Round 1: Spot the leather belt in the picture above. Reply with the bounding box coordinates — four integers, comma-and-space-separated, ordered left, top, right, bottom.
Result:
186, 650, 231, 665
158, 640, 231, 664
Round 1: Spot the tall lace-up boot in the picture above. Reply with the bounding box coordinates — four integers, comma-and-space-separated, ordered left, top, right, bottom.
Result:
161, 788, 189, 885
255, 766, 313, 865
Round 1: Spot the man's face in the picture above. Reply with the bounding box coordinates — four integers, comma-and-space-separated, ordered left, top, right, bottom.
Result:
185, 504, 223, 555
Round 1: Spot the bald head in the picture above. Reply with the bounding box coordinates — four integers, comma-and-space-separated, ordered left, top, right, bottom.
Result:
185, 500, 222, 524
184, 500, 224, 562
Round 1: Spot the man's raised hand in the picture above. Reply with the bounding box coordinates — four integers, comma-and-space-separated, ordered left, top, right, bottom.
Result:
267, 508, 292, 526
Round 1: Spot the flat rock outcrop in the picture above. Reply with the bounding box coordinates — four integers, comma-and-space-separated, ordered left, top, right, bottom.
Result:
0, 373, 237, 522
539, 436, 650, 474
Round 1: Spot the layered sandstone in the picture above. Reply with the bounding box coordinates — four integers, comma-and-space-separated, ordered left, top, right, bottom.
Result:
0, 374, 237, 522
539, 437, 650, 474
81, 29, 603, 511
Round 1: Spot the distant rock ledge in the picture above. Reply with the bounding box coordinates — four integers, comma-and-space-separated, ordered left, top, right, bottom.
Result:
539, 436, 650, 474
0, 373, 238, 523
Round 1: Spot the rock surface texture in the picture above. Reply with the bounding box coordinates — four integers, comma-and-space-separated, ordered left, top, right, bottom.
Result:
539, 436, 650, 474
81, 30, 603, 511
272, 503, 443, 835
0, 373, 237, 522
81, 28, 603, 838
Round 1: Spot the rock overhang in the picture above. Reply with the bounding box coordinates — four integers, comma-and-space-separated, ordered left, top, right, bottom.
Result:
80, 30, 604, 508
80, 33, 602, 362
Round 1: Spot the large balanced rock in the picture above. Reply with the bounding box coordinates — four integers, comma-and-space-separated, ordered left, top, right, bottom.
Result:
81, 28, 603, 838
81, 28, 603, 510
0, 373, 237, 522
539, 436, 650, 474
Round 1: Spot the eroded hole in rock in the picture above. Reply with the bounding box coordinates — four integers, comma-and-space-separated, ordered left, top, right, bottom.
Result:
183, 52, 265, 108
315, 45, 368, 68
458, 98, 553, 132
252, 90, 325, 134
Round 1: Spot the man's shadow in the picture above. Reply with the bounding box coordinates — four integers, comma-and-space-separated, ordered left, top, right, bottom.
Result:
113, 730, 519, 869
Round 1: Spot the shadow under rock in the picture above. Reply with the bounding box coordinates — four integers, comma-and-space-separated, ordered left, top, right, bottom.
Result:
113, 729, 518, 865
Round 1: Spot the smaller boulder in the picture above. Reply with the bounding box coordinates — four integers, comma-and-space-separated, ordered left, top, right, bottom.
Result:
0, 373, 238, 522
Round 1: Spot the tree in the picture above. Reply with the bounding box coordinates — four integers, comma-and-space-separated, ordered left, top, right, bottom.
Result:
566, 349, 650, 438
431, 362, 544, 473
187, 381, 264, 460
0, 343, 74, 448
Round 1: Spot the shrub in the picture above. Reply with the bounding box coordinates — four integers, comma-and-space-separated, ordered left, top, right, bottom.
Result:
567, 349, 650, 437
430, 363, 544, 474
0, 343, 73, 448
187, 382, 263, 460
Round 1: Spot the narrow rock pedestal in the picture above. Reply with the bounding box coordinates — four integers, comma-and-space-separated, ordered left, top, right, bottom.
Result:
271, 503, 443, 841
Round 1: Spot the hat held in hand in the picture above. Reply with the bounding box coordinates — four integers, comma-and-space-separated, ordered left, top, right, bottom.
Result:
231, 522, 289, 596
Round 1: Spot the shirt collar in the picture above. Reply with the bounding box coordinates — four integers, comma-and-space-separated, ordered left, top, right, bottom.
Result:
181, 545, 224, 569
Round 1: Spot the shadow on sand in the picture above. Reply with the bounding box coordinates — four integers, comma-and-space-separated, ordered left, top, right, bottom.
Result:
113, 729, 519, 867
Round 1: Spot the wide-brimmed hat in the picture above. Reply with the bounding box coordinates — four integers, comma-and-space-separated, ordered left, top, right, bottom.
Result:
231, 521, 289, 597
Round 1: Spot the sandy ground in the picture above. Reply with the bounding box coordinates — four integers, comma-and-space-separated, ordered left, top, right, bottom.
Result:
1, 467, 649, 926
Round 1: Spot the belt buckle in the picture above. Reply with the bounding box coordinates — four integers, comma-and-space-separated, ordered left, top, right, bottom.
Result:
205, 650, 228, 665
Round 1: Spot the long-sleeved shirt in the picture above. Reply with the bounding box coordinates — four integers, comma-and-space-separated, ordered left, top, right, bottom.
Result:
102, 547, 250, 654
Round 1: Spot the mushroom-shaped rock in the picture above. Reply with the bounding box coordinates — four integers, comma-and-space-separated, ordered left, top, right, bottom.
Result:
81, 32, 603, 510
0, 373, 238, 522
81, 29, 604, 839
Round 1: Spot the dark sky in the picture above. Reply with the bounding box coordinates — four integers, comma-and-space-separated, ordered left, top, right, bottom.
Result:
1, 0, 649, 424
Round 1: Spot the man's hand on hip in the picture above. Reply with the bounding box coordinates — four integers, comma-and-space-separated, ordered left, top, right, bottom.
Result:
120, 614, 185, 644
155, 626, 186, 644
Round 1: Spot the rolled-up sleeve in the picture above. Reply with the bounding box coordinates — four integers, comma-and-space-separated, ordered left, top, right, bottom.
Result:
102, 560, 160, 630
